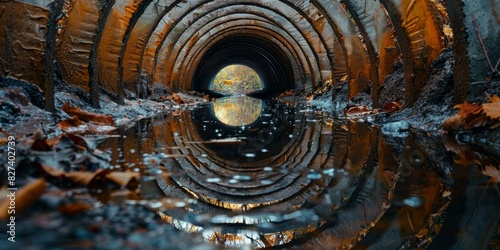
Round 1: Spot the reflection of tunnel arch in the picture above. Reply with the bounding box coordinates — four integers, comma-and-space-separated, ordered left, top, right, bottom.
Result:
2, 1, 500, 109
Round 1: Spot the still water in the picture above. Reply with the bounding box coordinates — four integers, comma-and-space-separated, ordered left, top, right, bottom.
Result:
99, 95, 499, 249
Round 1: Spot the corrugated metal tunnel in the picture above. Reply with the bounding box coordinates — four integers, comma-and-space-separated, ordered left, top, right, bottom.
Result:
1, 1, 500, 249
1, 0, 499, 110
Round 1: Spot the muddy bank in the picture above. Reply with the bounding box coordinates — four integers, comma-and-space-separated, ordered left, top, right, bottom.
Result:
0, 77, 207, 139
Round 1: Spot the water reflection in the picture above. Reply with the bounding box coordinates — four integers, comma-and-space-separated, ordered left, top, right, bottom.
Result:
100, 98, 500, 249
213, 95, 262, 126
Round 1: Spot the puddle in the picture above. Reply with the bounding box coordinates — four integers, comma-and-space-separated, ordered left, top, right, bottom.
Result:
95, 96, 499, 249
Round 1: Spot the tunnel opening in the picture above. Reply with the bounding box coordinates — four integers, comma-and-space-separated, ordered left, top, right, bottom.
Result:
191, 35, 295, 96
211, 64, 262, 95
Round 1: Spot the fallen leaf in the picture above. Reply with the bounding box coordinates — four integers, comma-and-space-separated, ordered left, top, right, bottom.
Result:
170, 93, 185, 104
45, 137, 62, 148
454, 102, 481, 118
482, 165, 500, 183
106, 171, 140, 189
0, 138, 7, 145
344, 106, 371, 117
58, 115, 85, 129
442, 115, 462, 132
489, 95, 500, 103
480, 101, 500, 121
31, 139, 53, 151
58, 202, 92, 215
87, 124, 117, 134
110, 189, 139, 203
381, 101, 403, 114
62, 102, 114, 125
0, 178, 45, 220
64, 168, 110, 186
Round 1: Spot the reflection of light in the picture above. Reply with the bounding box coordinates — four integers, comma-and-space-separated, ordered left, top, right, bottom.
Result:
213, 96, 262, 126
212, 64, 262, 94
157, 210, 321, 248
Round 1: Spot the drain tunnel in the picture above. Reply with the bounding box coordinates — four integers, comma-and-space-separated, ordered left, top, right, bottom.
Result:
1, 0, 500, 107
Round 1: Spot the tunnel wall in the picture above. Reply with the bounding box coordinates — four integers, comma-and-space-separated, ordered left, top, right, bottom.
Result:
1, 0, 499, 110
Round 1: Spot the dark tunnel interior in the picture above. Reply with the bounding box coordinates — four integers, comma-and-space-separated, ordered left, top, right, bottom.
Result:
191, 35, 295, 94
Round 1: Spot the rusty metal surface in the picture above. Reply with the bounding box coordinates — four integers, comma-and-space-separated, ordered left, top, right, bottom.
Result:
381, 0, 445, 106
56, 0, 100, 92
343, 0, 400, 106
0, 1, 48, 88
155, 15, 307, 90
315, 0, 371, 99
159, 5, 321, 91
1, 0, 499, 108
143, 0, 334, 92
97, 0, 144, 96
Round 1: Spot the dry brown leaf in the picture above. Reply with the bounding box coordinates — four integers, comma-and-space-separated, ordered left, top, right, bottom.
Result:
62, 102, 114, 125
31, 139, 53, 151
344, 106, 371, 117
106, 171, 140, 188
170, 93, 185, 104
64, 168, 109, 186
0, 178, 45, 220
489, 95, 500, 103
482, 165, 500, 183
110, 189, 139, 203
45, 137, 62, 148
58, 115, 85, 129
454, 102, 481, 118
381, 101, 403, 114
463, 112, 489, 130
58, 202, 92, 215
444, 101, 494, 131
87, 124, 117, 134
0, 138, 7, 145
480, 102, 500, 121
442, 115, 462, 132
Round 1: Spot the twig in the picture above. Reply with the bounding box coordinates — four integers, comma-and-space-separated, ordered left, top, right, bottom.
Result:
471, 15, 495, 72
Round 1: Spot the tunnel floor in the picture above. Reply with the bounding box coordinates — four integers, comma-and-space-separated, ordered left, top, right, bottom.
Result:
1, 88, 499, 249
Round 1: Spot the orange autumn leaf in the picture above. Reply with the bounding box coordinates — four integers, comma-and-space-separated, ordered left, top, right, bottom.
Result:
381, 101, 402, 114
344, 106, 371, 117
489, 95, 500, 103
0, 178, 45, 220
480, 101, 500, 121
58, 202, 93, 215
170, 93, 185, 104
62, 102, 114, 125
58, 115, 85, 129
463, 112, 489, 130
444, 101, 487, 130
64, 168, 110, 186
482, 165, 500, 183
442, 115, 462, 132
106, 171, 140, 188
454, 102, 481, 118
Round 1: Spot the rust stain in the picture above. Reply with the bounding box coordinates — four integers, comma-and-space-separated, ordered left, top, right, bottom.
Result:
0, 2, 48, 88
401, 0, 443, 71
56, 0, 100, 91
